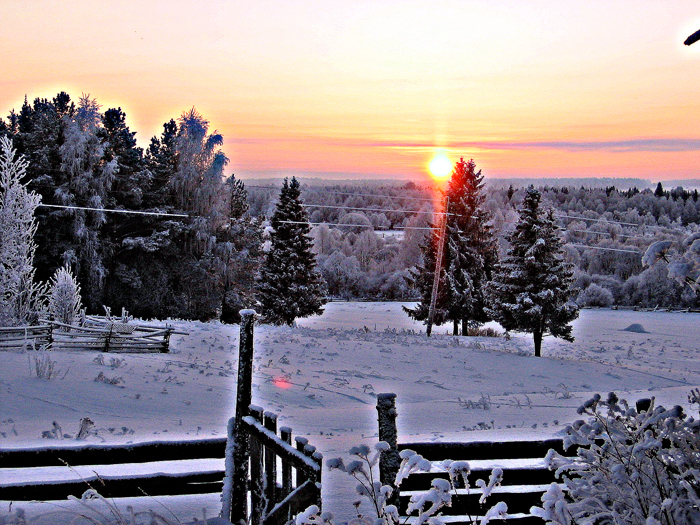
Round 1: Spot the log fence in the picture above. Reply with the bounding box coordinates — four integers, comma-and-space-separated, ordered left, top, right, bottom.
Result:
0, 321, 176, 353
376, 393, 577, 525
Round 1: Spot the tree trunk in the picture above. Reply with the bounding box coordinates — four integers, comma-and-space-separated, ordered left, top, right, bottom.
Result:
461, 319, 468, 336
533, 330, 542, 357
453, 319, 459, 336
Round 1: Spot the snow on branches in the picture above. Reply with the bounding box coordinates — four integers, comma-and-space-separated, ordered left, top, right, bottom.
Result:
305, 442, 507, 525
533, 393, 700, 525
643, 236, 700, 292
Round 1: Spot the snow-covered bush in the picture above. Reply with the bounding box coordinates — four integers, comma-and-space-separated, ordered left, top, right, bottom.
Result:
297, 442, 507, 525
576, 283, 613, 307
532, 393, 700, 525
48, 265, 82, 327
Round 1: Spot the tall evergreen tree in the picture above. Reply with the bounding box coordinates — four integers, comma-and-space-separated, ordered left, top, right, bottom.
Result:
404, 158, 498, 335
258, 177, 326, 325
487, 186, 579, 357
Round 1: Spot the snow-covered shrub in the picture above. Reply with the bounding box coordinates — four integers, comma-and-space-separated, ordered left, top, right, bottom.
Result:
576, 283, 613, 307
533, 393, 700, 525
48, 265, 82, 327
29, 351, 62, 380
298, 442, 507, 525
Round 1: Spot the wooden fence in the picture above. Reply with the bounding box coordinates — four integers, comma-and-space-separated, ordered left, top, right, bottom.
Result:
376, 393, 577, 525
221, 406, 323, 525
0, 321, 175, 353
0, 437, 228, 502
50, 321, 173, 353
221, 311, 323, 525
0, 325, 52, 350
0, 404, 320, 525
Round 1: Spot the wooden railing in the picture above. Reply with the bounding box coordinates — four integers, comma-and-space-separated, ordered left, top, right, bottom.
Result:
222, 406, 322, 525
50, 321, 172, 353
376, 393, 577, 525
0, 325, 52, 350
0, 437, 228, 501
0, 322, 174, 353
0, 404, 320, 525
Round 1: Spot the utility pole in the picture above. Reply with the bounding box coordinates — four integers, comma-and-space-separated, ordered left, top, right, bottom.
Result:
426, 196, 449, 337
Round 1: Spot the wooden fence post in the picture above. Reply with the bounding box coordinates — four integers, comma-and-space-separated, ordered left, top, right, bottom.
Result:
249, 406, 265, 525
280, 426, 293, 496
264, 411, 278, 509
223, 310, 257, 524
377, 393, 400, 504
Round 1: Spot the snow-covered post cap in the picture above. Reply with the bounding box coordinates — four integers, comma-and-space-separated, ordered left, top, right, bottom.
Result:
239, 309, 258, 317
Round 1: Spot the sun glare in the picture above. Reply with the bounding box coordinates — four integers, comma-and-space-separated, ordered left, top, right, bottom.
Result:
428, 154, 452, 181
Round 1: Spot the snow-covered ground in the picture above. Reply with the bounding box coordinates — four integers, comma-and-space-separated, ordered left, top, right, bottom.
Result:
2, 302, 700, 522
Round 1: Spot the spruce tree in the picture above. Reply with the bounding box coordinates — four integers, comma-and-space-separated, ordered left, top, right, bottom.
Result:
258, 177, 326, 325
404, 158, 498, 335
487, 186, 578, 357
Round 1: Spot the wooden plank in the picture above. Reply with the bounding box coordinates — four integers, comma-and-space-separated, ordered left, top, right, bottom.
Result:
0, 325, 51, 333
242, 418, 320, 478
397, 466, 557, 491
280, 427, 293, 497
398, 439, 574, 461
399, 485, 554, 516
0, 471, 224, 501
250, 408, 265, 525
263, 480, 320, 525
264, 412, 278, 507
0, 438, 228, 468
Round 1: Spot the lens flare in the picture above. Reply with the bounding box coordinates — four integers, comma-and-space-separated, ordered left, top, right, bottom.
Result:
273, 377, 292, 389
428, 154, 452, 180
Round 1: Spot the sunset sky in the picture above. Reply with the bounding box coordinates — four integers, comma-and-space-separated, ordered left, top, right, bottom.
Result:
3, 1, 700, 182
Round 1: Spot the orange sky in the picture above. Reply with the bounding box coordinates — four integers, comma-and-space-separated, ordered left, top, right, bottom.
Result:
3, 1, 700, 182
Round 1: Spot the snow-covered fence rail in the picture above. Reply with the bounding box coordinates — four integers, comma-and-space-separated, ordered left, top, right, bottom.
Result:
0, 325, 52, 350
221, 406, 323, 525
0, 437, 228, 501
49, 321, 173, 353
0, 322, 175, 352
0, 405, 320, 525
377, 393, 579, 525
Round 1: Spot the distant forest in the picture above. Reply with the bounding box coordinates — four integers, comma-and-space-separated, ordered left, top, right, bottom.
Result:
2, 91, 699, 322
248, 179, 700, 308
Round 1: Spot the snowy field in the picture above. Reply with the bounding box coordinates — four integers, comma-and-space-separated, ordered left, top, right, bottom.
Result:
2, 302, 700, 522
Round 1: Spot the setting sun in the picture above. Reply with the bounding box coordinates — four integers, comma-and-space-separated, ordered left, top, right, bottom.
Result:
428, 154, 453, 180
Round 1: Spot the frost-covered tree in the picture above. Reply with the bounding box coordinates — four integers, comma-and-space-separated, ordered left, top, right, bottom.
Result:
59, 94, 117, 310
405, 159, 498, 335
48, 265, 82, 327
642, 234, 700, 294
258, 177, 327, 325
487, 187, 578, 357
537, 393, 700, 525
0, 136, 46, 325
170, 107, 229, 218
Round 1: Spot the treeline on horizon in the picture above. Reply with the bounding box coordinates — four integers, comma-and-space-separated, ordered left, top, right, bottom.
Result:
2, 91, 699, 322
